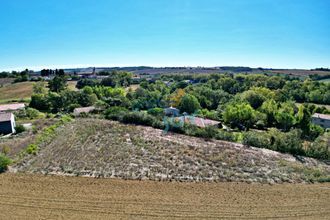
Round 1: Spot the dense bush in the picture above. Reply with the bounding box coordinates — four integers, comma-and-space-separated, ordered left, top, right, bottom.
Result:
243, 129, 306, 156
121, 111, 164, 129
243, 131, 271, 149
15, 108, 45, 120
15, 124, 26, 134
0, 154, 12, 173
104, 106, 129, 121
306, 132, 330, 160
147, 107, 164, 118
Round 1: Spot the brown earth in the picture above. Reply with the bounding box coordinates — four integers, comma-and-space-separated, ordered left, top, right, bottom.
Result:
0, 173, 329, 220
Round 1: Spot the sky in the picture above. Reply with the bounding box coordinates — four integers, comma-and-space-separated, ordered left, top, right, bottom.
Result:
0, 0, 329, 71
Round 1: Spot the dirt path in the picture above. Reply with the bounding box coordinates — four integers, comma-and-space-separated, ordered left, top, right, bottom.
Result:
0, 173, 329, 219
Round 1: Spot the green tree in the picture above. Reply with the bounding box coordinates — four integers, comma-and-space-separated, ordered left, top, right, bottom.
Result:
33, 82, 46, 94
260, 99, 278, 126
48, 75, 67, 92
275, 102, 296, 131
223, 102, 256, 130
178, 94, 201, 114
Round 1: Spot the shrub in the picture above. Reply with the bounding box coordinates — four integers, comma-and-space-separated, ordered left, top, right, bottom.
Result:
215, 130, 237, 142
308, 124, 324, 141
121, 111, 162, 128
269, 129, 304, 155
306, 132, 330, 160
26, 144, 38, 155
15, 124, 26, 134
15, 108, 45, 119
0, 154, 12, 173
104, 107, 129, 121
147, 108, 164, 118
243, 131, 271, 149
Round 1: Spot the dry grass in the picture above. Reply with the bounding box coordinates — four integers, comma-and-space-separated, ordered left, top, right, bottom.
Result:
0, 82, 35, 101
0, 78, 15, 86
0, 81, 78, 103
0, 173, 329, 220
14, 118, 330, 183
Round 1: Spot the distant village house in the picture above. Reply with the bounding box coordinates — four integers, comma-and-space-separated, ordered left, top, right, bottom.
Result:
311, 113, 330, 129
0, 113, 16, 135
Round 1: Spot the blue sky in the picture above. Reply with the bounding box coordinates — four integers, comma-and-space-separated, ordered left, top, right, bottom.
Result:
0, 0, 329, 71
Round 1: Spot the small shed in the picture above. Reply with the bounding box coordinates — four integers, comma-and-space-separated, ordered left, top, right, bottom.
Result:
312, 113, 330, 129
0, 113, 16, 135
164, 107, 180, 117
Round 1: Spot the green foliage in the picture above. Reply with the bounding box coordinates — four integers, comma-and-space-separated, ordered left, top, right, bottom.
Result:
100, 71, 132, 87
178, 94, 201, 114
121, 111, 163, 129
15, 107, 45, 120
243, 129, 304, 156
26, 144, 38, 155
0, 154, 12, 173
147, 107, 164, 118
243, 131, 271, 148
306, 132, 330, 160
33, 82, 46, 94
223, 102, 256, 130
104, 106, 129, 120
30, 94, 51, 111
15, 124, 26, 134
76, 79, 99, 89
275, 102, 296, 131
48, 75, 67, 92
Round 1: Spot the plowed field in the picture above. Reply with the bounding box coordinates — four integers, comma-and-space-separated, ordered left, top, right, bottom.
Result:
0, 173, 329, 219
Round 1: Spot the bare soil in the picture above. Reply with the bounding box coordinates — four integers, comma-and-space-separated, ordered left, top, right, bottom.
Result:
0, 173, 329, 220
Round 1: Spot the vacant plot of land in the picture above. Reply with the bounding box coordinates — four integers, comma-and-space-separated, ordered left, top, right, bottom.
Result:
0, 82, 35, 101
0, 173, 329, 220
0, 81, 78, 103
0, 78, 15, 86
15, 119, 330, 183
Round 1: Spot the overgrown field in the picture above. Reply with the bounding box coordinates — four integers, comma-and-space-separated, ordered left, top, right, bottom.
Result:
14, 118, 330, 183
0, 173, 329, 220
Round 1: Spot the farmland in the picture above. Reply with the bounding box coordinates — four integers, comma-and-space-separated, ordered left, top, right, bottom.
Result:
0, 173, 329, 220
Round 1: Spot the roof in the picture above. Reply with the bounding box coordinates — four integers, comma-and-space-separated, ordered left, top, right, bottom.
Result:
312, 113, 330, 120
0, 103, 25, 112
0, 113, 13, 122
176, 116, 221, 128
73, 106, 95, 115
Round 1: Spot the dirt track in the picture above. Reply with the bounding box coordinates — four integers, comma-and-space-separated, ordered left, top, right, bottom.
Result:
0, 174, 329, 219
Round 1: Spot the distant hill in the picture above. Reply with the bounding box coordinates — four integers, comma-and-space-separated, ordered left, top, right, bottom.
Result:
57, 66, 330, 77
